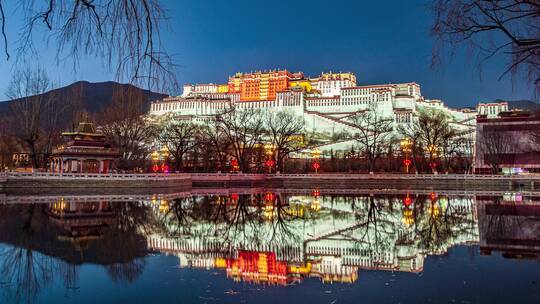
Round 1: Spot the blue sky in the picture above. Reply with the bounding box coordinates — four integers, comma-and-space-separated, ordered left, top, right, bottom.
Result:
0, 0, 536, 107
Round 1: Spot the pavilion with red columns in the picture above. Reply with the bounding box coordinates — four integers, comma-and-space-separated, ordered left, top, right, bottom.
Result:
50, 119, 121, 174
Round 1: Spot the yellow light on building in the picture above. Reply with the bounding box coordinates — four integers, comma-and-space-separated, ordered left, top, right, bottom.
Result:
218, 84, 229, 93
215, 258, 227, 268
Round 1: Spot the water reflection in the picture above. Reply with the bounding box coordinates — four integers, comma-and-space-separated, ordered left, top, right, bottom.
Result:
147, 192, 479, 285
1, 190, 539, 302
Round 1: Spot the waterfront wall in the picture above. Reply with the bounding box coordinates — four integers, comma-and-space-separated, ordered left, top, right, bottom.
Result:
1, 172, 539, 192
191, 173, 540, 191
0, 172, 192, 191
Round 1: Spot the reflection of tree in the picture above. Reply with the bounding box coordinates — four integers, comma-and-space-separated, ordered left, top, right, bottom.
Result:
0, 246, 53, 303
156, 193, 312, 254
350, 196, 396, 256
106, 259, 146, 284
0, 201, 153, 303
267, 195, 304, 247
413, 195, 477, 254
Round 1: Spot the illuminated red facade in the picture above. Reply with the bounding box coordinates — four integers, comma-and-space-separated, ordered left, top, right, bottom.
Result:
475, 111, 540, 174
226, 251, 289, 285
228, 70, 297, 101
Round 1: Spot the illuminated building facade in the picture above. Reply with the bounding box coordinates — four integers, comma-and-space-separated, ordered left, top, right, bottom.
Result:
227, 70, 296, 101
477, 101, 509, 118
49, 120, 121, 173
310, 72, 357, 97
149, 69, 477, 154
475, 111, 540, 174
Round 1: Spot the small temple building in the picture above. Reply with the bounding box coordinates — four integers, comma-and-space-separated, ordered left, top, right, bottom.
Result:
50, 119, 121, 173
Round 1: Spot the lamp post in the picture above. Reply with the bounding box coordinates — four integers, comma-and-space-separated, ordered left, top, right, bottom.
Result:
426, 144, 438, 174
151, 150, 160, 173
311, 149, 321, 174
400, 138, 413, 174
151, 147, 170, 173
263, 143, 276, 173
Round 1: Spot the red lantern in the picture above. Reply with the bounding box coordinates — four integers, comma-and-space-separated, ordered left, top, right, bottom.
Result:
312, 162, 320, 170
265, 159, 275, 167
265, 192, 275, 201
403, 195, 412, 207
430, 192, 437, 200
230, 193, 239, 201
161, 164, 169, 173
403, 159, 412, 167
230, 159, 238, 166
152, 164, 159, 173
429, 162, 437, 169
312, 189, 320, 197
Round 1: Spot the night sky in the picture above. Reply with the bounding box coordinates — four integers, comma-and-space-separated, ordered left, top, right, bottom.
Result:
0, 0, 536, 107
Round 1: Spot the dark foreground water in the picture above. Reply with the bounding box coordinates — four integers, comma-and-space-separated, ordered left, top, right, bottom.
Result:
1, 190, 539, 303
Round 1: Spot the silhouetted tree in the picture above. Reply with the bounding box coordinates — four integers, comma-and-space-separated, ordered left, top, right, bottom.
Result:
265, 110, 305, 172
432, 0, 540, 89
0, 0, 176, 91
350, 103, 393, 172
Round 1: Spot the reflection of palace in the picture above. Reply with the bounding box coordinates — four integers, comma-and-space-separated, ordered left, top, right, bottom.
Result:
146, 193, 480, 285
46, 200, 117, 249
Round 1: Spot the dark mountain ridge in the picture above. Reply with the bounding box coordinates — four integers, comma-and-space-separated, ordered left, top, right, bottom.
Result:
0, 80, 168, 116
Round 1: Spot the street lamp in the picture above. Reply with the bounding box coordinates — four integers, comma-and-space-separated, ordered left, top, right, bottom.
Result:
151, 147, 170, 173
263, 143, 276, 173
400, 138, 413, 174
311, 149, 321, 174
151, 150, 160, 173
426, 144, 438, 174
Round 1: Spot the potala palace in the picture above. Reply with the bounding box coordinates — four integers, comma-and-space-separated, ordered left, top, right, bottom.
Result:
148, 70, 478, 153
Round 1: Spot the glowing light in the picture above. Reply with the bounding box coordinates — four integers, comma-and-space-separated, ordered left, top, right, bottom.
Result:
265, 192, 275, 201
403, 194, 412, 207
403, 209, 414, 226
310, 199, 321, 212
151, 150, 159, 161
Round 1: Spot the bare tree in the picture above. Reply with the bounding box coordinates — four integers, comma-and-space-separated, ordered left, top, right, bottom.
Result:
480, 129, 514, 173
432, 0, 540, 89
5, 67, 57, 168
265, 110, 305, 173
349, 103, 393, 173
199, 118, 230, 172
0, 0, 176, 91
217, 108, 265, 172
0, 116, 16, 169
400, 108, 460, 172
100, 86, 156, 169
157, 114, 200, 171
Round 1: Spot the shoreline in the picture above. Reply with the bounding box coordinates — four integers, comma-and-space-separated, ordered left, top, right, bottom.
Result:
1, 172, 540, 193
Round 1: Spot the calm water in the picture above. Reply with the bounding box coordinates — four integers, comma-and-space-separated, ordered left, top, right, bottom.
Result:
1, 190, 540, 303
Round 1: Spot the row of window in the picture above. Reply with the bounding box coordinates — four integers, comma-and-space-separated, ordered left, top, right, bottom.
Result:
342, 87, 393, 96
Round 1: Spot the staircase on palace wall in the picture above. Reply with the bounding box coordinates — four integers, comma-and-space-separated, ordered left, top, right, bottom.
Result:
304, 110, 360, 134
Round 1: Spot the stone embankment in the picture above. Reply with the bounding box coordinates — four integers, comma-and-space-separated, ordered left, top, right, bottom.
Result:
1, 172, 539, 193
0, 172, 191, 191
191, 173, 540, 191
